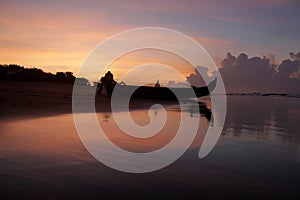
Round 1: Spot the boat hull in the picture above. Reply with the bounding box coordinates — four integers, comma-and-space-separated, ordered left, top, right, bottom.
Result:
97, 78, 217, 100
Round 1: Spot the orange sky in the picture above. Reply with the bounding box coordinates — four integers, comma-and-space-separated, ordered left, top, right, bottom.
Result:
0, 0, 235, 77
1, 0, 299, 82
106, 49, 195, 85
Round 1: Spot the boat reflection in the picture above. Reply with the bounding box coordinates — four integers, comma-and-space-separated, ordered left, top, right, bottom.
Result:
95, 97, 212, 122
94, 98, 212, 153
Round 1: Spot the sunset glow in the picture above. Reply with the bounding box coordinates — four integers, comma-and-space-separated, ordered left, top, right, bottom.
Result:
1, 1, 300, 199
1, 0, 299, 77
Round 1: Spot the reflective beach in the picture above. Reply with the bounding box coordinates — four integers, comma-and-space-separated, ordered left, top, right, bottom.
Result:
0, 96, 299, 199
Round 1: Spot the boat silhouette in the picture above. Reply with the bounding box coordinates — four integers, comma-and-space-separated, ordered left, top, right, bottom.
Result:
96, 71, 217, 100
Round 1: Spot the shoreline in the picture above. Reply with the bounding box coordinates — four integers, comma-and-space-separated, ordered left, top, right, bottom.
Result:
0, 81, 184, 120
1, 80, 298, 121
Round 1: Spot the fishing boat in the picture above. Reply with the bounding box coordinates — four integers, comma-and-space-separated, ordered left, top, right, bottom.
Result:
96, 71, 217, 100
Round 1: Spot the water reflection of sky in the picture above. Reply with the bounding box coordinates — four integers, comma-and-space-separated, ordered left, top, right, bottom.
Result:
1, 96, 299, 153
223, 96, 300, 145
1, 96, 300, 198
96, 102, 208, 153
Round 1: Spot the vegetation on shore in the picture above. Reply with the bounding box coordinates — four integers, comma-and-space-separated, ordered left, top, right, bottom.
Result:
0, 64, 88, 85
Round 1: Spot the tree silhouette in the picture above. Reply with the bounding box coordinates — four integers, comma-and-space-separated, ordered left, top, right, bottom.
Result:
0, 64, 86, 85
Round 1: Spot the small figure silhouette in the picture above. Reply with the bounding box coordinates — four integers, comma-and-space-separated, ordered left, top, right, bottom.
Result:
155, 80, 160, 87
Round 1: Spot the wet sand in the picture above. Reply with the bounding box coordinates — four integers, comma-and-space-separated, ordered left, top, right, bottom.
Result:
1, 81, 300, 199
0, 81, 74, 118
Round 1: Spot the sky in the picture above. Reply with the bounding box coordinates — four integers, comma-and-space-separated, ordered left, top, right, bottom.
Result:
0, 0, 300, 84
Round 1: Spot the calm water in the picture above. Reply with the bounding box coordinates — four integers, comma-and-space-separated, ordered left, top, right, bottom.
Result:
0, 96, 299, 199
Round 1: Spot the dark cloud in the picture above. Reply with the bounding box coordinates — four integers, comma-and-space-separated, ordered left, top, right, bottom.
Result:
277, 58, 300, 80
186, 66, 212, 87
220, 52, 236, 68
167, 66, 212, 88
183, 52, 300, 94
217, 52, 300, 93
289, 52, 300, 61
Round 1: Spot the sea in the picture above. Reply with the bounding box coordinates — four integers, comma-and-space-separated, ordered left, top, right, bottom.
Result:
0, 95, 299, 199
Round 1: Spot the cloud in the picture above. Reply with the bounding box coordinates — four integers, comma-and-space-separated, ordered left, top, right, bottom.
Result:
218, 52, 300, 93
186, 66, 212, 87
289, 52, 300, 61
277, 55, 300, 79
167, 66, 213, 88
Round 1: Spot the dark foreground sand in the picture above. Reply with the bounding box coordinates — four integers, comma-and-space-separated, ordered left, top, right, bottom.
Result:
0, 81, 74, 118
1, 81, 300, 200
